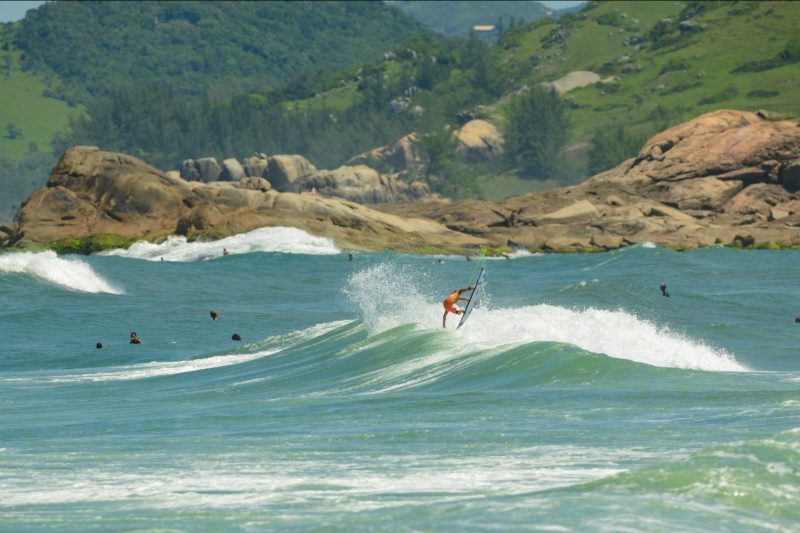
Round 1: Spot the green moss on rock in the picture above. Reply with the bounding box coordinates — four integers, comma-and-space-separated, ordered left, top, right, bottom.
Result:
49, 234, 135, 254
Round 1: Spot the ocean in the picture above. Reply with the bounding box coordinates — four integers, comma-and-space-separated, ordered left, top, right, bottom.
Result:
1, 227, 798, 531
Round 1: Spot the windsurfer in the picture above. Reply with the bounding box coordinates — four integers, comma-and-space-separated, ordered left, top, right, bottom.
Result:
442, 285, 475, 328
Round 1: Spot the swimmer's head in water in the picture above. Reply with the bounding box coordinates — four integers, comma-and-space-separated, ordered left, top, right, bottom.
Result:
232, 333, 242, 341
96, 342, 103, 349
210, 310, 219, 320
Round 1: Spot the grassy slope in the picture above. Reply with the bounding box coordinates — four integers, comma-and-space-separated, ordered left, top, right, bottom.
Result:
4, 1, 799, 205
473, 1, 800, 197
501, 1, 800, 140
0, 48, 74, 162
288, 2, 800, 199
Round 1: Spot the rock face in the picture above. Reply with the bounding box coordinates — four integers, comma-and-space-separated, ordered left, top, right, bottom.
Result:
348, 133, 422, 174
290, 165, 431, 204
0, 146, 476, 253
181, 157, 222, 182
268, 155, 317, 190
220, 158, 246, 181
2, 110, 800, 255
456, 120, 504, 162
243, 153, 269, 178
377, 110, 800, 251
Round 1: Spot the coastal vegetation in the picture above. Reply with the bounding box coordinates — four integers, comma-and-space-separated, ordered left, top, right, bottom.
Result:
2, 1, 800, 219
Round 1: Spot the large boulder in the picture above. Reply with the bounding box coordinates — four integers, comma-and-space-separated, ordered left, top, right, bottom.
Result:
243, 153, 269, 178
9, 146, 191, 247
377, 109, 800, 252
195, 157, 222, 182
5, 110, 800, 255
348, 133, 422, 174
235, 177, 272, 192
782, 159, 800, 192
268, 155, 317, 190
456, 119, 504, 162
220, 158, 246, 181
180, 159, 200, 181
292, 165, 431, 204
181, 157, 222, 182
3, 146, 477, 253
625, 110, 799, 188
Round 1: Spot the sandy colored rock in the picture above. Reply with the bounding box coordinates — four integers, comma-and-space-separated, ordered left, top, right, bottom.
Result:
243, 154, 269, 178
590, 234, 623, 250
348, 133, 422, 173
291, 165, 432, 204
379, 110, 800, 252
539, 200, 598, 222
456, 119, 504, 161
545, 70, 601, 94
3, 146, 478, 253
220, 158, 246, 181
268, 155, 317, 190
5, 110, 800, 254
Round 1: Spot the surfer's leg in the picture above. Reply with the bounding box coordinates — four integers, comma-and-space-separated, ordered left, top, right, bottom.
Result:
443, 310, 448, 328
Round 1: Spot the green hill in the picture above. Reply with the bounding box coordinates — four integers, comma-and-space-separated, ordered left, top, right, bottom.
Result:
495, 1, 800, 159
289, 1, 800, 182
4, 0, 800, 217
0, 24, 75, 221
12, 0, 426, 104
0, 1, 426, 219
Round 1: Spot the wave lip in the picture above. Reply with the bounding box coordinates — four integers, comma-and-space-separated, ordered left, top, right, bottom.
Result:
0, 251, 123, 294
462, 305, 749, 372
101, 226, 340, 262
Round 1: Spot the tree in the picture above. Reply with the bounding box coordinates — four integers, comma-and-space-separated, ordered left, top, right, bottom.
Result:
414, 127, 458, 180
504, 86, 570, 179
5, 122, 22, 139
587, 125, 645, 175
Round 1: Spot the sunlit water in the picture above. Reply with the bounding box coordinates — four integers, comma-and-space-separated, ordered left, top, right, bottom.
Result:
1, 228, 799, 531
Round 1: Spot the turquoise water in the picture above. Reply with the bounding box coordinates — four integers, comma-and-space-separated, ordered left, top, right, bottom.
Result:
1, 228, 799, 531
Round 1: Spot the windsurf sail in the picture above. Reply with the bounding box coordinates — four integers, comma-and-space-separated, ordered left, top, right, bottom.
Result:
457, 267, 484, 329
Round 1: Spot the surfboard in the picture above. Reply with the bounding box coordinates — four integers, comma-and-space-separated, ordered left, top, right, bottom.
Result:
457, 267, 484, 329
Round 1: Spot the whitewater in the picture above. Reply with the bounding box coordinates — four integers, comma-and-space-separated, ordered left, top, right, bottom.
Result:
1, 228, 799, 531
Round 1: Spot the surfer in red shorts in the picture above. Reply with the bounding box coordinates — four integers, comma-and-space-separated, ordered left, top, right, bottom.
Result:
442, 285, 475, 328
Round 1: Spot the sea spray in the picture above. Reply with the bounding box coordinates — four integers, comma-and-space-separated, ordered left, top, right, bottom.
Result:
0, 251, 123, 294
344, 261, 444, 333
101, 227, 340, 262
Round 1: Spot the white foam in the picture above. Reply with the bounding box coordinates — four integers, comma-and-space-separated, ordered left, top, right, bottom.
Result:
50, 349, 279, 382
0, 251, 123, 294
462, 305, 748, 372
345, 263, 748, 372
101, 226, 339, 262
0, 445, 641, 508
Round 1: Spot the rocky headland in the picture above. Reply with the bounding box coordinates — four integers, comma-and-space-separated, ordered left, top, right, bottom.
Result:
1, 109, 799, 254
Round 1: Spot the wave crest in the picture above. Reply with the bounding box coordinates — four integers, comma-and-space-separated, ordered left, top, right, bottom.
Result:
345, 262, 747, 372
0, 251, 123, 294
101, 227, 340, 262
